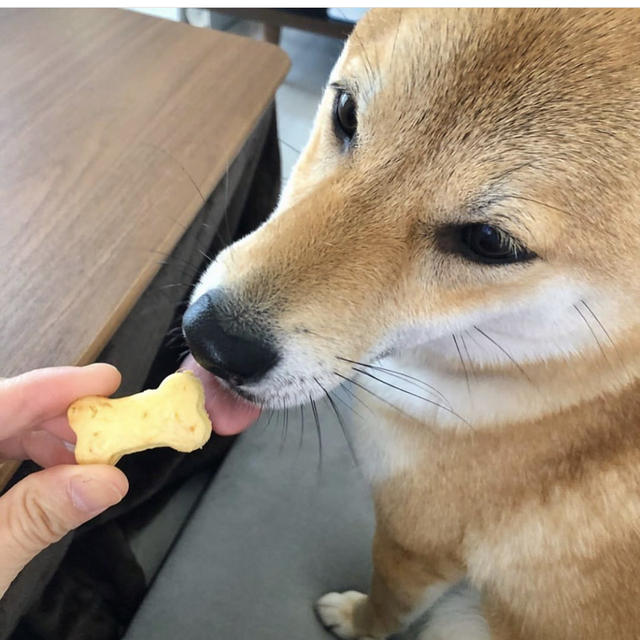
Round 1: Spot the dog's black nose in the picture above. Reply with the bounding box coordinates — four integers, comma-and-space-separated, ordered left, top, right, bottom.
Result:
182, 290, 279, 385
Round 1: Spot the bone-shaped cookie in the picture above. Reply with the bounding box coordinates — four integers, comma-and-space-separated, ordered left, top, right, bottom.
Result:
68, 371, 212, 465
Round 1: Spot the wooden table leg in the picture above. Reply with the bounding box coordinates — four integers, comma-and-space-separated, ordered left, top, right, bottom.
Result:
263, 22, 281, 44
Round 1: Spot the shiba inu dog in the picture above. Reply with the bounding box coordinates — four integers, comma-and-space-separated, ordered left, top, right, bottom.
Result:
182, 9, 640, 639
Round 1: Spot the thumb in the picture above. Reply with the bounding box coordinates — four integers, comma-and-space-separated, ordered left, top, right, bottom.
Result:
0, 465, 128, 598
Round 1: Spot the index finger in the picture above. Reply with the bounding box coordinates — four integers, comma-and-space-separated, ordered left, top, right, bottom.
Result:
0, 364, 121, 439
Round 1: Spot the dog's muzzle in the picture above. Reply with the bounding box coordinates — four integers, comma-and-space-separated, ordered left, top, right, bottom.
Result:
182, 289, 280, 387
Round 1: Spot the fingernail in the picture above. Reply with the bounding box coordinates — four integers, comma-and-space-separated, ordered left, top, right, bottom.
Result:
69, 476, 125, 513
62, 441, 75, 452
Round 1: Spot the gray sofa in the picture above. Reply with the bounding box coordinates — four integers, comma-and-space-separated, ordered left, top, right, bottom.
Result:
124, 403, 375, 639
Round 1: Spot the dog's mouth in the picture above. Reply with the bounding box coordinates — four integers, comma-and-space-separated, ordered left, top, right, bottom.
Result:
181, 354, 261, 435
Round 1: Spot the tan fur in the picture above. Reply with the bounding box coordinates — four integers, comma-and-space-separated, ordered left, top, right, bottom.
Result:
194, 9, 640, 639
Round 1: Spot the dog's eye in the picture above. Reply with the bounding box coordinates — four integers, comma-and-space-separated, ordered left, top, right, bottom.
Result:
334, 91, 357, 143
460, 224, 535, 265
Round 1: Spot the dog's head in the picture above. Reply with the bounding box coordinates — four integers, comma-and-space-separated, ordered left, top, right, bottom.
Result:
184, 9, 640, 425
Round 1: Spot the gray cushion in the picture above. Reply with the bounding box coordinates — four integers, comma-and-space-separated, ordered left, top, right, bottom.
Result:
124, 403, 375, 639
126, 470, 213, 583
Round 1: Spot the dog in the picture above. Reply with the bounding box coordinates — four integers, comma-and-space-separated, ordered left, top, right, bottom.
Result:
182, 9, 640, 639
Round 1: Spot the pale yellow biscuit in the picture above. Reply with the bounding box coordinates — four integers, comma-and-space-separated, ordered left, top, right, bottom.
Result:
68, 371, 212, 465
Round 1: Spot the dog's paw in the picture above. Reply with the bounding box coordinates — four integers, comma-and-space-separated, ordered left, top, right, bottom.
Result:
315, 591, 372, 639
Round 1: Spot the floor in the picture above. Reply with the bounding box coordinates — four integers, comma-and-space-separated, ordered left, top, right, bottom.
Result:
131, 8, 345, 183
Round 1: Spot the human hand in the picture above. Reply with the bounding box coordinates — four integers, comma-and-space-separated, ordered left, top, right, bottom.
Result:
0, 364, 129, 598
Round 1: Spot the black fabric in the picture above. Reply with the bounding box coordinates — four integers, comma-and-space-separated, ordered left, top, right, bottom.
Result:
11, 524, 145, 640
2, 106, 281, 640
8, 441, 236, 640
0, 526, 73, 639
232, 104, 281, 243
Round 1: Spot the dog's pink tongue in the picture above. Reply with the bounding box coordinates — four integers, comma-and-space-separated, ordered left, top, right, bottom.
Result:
180, 354, 261, 435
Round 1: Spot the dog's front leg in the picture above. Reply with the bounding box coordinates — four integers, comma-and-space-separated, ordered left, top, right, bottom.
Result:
316, 530, 462, 640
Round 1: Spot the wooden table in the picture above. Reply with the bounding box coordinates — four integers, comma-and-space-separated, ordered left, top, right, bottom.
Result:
0, 9, 289, 484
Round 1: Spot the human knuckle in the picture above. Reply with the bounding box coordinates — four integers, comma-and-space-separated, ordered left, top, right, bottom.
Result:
7, 488, 66, 551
